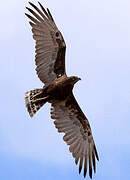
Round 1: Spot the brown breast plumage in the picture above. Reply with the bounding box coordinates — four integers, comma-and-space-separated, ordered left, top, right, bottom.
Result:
47, 76, 73, 101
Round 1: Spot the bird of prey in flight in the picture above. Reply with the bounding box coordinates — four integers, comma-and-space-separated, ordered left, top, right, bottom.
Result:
25, 1, 99, 178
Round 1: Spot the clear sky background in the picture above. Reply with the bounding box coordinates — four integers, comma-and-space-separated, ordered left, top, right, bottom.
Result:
0, 0, 130, 179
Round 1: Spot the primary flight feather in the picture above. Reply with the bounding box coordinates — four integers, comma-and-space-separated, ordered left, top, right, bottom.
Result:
25, 1, 99, 178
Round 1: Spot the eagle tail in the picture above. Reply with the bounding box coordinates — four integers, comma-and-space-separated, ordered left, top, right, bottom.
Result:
25, 89, 48, 117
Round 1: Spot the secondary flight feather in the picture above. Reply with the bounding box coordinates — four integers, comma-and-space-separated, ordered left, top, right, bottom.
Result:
25, 1, 99, 178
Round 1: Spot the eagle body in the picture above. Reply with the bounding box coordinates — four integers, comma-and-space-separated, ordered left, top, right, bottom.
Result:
25, 2, 99, 178
25, 75, 80, 119
46, 75, 80, 102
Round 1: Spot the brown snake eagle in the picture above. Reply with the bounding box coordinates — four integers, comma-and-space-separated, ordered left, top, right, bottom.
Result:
25, 1, 99, 178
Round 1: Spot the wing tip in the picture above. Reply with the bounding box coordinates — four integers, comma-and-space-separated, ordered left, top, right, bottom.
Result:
79, 166, 82, 174
84, 173, 86, 178
38, 1, 42, 6
38, 1, 44, 9
94, 144, 99, 161
26, 7, 30, 11
25, 12, 29, 17
28, 1, 33, 6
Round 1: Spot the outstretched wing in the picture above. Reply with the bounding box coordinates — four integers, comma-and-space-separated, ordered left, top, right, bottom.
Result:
51, 93, 99, 178
25, 2, 66, 85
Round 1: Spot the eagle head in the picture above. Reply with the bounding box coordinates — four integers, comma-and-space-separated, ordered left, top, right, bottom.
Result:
69, 76, 81, 85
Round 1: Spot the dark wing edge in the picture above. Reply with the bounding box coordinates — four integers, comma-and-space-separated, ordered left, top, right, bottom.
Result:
50, 93, 99, 178
25, 2, 66, 85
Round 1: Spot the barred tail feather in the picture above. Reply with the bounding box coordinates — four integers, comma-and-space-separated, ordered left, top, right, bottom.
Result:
25, 89, 46, 117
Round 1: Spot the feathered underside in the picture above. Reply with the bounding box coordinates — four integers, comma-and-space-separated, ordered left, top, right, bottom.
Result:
51, 93, 99, 178
25, 2, 66, 85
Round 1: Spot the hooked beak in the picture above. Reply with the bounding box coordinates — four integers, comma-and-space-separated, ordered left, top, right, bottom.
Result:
75, 77, 81, 83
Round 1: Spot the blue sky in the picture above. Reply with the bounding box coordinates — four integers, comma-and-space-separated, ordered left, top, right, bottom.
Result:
0, 0, 130, 179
